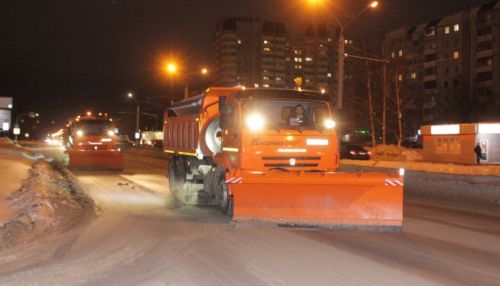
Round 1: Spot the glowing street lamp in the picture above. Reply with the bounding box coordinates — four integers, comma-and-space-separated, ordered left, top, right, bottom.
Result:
304, 0, 380, 110
166, 63, 177, 74
201, 67, 208, 75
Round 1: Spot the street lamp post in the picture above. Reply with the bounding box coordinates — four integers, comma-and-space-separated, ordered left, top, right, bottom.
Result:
128, 92, 141, 142
306, 0, 379, 110
164, 62, 210, 99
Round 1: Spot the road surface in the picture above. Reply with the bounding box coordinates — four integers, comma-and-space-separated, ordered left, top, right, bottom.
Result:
0, 149, 499, 285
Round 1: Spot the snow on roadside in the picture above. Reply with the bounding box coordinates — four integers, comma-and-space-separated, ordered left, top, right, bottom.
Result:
0, 161, 94, 249
367, 144, 423, 161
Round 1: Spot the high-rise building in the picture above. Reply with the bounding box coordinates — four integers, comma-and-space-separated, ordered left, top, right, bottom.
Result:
470, 1, 500, 121
212, 17, 288, 88
383, 1, 500, 128
289, 24, 339, 99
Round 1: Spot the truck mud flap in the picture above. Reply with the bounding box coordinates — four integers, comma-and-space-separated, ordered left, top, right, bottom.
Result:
226, 171, 403, 231
68, 150, 124, 170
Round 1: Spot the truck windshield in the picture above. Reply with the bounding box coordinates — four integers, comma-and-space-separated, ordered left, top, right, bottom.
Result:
243, 99, 330, 130
73, 121, 114, 136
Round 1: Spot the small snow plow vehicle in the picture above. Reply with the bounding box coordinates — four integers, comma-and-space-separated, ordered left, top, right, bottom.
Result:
65, 112, 123, 170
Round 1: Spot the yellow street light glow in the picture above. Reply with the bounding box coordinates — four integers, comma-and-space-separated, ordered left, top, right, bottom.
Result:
86, 111, 92, 116
166, 63, 177, 73
127, 92, 133, 98
201, 68, 208, 75
76, 130, 84, 137
369, 1, 379, 8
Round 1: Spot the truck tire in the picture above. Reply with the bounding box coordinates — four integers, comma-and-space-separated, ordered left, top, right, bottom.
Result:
213, 166, 232, 216
168, 157, 186, 205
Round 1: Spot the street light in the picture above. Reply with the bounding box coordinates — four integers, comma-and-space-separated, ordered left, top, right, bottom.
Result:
127, 92, 141, 143
166, 63, 177, 74
305, 0, 379, 110
164, 61, 210, 99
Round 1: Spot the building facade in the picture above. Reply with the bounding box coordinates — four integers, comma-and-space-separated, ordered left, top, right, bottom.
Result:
213, 18, 340, 101
289, 24, 339, 100
213, 18, 289, 88
383, 1, 500, 128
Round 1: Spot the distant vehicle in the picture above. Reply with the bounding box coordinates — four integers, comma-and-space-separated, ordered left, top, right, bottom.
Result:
340, 144, 370, 160
64, 112, 123, 170
140, 131, 163, 148
116, 134, 133, 149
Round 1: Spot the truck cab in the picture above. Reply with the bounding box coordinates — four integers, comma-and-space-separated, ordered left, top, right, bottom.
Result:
217, 89, 339, 172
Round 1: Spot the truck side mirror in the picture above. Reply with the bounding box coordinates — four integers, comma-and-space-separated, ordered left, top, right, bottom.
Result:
219, 97, 233, 129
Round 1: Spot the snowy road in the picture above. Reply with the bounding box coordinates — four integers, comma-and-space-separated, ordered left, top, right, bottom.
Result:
0, 150, 499, 285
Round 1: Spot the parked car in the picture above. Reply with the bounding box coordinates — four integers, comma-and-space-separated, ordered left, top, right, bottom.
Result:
116, 134, 133, 149
340, 144, 371, 160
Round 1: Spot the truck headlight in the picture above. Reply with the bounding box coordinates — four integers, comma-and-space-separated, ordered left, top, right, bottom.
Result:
245, 113, 265, 131
107, 130, 115, 136
324, 119, 336, 129
76, 130, 84, 137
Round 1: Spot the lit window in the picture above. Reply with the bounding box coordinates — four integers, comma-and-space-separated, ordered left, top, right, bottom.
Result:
263, 76, 270, 81
391, 52, 395, 58
263, 40, 269, 44
327, 73, 332, 78
276, 77, 282, 81
444, 26, 450, 34
263, 84, 270, 88
454, 24, 460, 32
398, 49, 403, 57
411, 72, 417, 79
398, 74, 403, 81
237, 39, 242, 44
305, 57, 313, 62
453, 51, 460, 59
263, 47, 271, 52
254, 83, 259, 88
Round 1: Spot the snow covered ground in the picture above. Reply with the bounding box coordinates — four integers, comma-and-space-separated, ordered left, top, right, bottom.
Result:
0, 139, 94, 249
0, 138, 31, 227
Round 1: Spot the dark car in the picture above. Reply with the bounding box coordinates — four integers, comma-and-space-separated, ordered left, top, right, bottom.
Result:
340, 144, 371, 160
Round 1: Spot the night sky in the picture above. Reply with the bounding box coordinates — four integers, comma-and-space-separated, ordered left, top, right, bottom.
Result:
0, 0, 487, 133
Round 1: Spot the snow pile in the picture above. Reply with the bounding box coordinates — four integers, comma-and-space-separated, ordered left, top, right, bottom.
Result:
0, 161, 94, 249
367, 144, 423, 161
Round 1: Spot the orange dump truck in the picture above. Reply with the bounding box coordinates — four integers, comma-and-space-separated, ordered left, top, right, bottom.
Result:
164, 87, 403, 230
65, 113, 124, 170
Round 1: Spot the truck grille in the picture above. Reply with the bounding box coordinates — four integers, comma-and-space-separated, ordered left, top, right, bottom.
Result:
262, 156, 320, 168
81, 145, 108, 151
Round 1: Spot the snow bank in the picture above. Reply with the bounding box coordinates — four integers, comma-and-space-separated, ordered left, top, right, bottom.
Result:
0, 161, 94, 249
367, 144, 423, 161
341, 159, 500, 177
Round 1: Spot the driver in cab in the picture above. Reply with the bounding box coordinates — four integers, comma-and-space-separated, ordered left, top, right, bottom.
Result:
289, 104, 308, 126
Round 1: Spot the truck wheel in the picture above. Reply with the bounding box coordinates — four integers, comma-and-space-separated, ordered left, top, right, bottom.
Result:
213, 168, 232, 216
168, 157, 186, 205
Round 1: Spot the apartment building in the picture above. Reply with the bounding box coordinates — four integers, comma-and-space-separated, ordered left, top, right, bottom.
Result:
289, 24, 339, 99
212, 17, 288, 88
383, 0, 500, 127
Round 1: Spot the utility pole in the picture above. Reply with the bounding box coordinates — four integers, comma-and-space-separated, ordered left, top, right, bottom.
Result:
336, 27, 345, 110
365, 57, 376, 147
382, 63, 387, 145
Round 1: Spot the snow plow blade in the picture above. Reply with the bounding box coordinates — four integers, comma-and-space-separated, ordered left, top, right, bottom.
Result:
68, 150, 124, 170
227, 172, 403, 231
